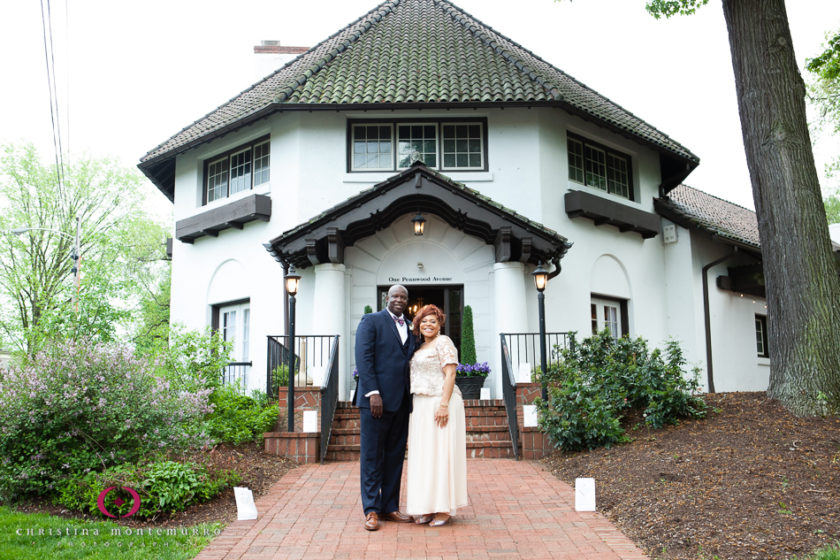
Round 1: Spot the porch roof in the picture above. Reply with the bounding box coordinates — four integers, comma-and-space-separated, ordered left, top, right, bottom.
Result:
264, 162, 572, 269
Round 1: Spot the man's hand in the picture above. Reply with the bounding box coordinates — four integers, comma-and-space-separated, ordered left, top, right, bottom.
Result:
369, 393, 383, 418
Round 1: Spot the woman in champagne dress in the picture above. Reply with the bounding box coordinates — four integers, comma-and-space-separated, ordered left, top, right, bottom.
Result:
405, 304, 468, 527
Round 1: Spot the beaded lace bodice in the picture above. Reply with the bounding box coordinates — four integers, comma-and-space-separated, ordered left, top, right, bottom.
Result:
409, 335, 460, 397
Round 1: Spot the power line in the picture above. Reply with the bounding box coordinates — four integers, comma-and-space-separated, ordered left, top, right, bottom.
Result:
39, 0, 67, 193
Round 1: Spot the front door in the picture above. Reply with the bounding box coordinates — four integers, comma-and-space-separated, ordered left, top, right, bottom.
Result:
378, 285, 463, 354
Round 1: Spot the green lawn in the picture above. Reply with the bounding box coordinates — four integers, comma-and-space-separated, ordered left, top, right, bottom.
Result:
0, 506, 222, 560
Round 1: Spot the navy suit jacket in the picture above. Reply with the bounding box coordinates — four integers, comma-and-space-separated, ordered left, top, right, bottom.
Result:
354, 310, 415, 412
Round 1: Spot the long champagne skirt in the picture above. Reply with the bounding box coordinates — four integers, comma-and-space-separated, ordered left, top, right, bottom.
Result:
405, 393, 469, 515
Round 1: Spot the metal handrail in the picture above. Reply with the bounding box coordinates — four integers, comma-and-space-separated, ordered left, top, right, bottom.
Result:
266, 335, 336, 398
223, 361, 252, 387
499, 334, 520, 460
500, 332, 573, 377
319, 336, 340, 464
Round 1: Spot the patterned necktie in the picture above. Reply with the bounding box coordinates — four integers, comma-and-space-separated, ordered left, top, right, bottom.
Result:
393, 315, 405, 326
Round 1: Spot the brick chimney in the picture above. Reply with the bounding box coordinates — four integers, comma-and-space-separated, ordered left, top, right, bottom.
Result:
254, 40, 308, 55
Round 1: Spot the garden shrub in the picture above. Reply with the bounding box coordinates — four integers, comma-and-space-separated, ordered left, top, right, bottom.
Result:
54, 460, 240, 518
535, 330, 706, 451
142, 325, 232, 393
205, 384, 279, 445
0, 340, 213, 501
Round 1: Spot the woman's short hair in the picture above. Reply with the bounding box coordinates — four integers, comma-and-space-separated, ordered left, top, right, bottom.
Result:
412, 304, 446, 337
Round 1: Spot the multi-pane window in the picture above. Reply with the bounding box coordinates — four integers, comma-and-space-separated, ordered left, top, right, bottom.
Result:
349, 120, 486, 172
352, 125, 393, 170
219, 301, 251, 387
204, 137, 270, 204
568, 133, 633, 200
442, 123, 483, 169
591, 296, 625, 338
755, 315, 769, 358
398, 124, 437, 168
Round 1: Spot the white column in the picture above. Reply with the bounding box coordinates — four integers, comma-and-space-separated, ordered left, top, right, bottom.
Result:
312, 263, 347, 396
492, 262, 529, 398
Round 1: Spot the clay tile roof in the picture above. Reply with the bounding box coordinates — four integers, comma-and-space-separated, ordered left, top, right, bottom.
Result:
657, 184, 760, 250
139, 0, 698, 171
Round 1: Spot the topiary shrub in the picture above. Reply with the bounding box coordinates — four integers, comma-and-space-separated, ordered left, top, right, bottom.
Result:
535, 330, 706, 452
0, 340, 214, 501
364, 305, 373, 314
460, 305, 477, 365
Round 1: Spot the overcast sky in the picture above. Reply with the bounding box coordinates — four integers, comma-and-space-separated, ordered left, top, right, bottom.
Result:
1, 0, 839, 215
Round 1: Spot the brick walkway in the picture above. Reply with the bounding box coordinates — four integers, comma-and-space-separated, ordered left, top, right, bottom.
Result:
195, 459, 648, 560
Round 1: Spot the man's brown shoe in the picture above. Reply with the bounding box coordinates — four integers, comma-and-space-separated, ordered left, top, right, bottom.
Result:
364, 512, 379, 531
381, 511, 413, 523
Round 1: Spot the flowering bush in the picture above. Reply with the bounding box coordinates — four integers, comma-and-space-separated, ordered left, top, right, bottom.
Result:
455, 362, 490, 377
0, 340, 213, 501
353, 368, 359, 380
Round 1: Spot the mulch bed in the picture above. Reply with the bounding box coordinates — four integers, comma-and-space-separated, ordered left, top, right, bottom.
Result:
543, 392, 840, 560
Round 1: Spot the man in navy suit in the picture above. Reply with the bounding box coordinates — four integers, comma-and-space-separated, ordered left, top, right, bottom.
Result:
354, 284, 416, 531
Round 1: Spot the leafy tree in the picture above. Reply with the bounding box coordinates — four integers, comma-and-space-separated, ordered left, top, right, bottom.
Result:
807, 30, 840, 181
639, 0, 840, 415
133, 270, 171, 355
825, 191, 840, 225
0, 143, 169, 357
806, 30, 840, 225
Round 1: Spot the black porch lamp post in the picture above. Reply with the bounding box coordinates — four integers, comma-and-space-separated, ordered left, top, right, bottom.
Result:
284, 265, 301, 432
411, 211, 426, 236
532, 262, 549, 401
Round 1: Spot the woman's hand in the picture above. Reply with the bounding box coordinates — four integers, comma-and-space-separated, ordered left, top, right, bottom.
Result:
435, 403, 449, 427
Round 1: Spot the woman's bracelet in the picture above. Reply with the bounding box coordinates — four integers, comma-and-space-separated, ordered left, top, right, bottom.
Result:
439, 403, 449, 408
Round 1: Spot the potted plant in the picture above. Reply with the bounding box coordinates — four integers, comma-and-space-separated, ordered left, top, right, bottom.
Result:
455, 362, 490, 399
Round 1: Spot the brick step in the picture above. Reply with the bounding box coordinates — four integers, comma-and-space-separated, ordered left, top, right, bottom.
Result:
465, 407, 506, 415
329, 433, 360, 446
467, 440, 516, 458
325, 450, 359, 462
466, 425, 511, 443
326, 440, 516, 462
336, 400, 505, 408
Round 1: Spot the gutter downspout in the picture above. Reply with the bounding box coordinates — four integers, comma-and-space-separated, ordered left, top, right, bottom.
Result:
702, 246, 738, 393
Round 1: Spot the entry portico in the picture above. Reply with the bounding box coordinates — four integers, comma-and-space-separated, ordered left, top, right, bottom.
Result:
264, 162, 572, 399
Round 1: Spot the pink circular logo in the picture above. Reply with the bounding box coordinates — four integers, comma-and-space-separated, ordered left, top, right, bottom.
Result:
96, 486, 141, 518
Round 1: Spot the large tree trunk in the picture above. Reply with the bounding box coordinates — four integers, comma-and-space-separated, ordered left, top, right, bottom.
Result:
722, 0, 840, 415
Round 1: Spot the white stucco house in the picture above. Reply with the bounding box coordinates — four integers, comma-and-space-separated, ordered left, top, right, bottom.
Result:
139, 0, 773, 401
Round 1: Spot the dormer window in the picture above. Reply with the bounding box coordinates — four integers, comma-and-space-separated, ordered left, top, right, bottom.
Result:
204, 136, 270, 204
568, 133, 632, 200
350, 119, 486, 172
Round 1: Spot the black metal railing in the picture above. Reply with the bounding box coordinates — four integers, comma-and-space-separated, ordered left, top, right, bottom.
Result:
499, 334, 520, 460
501, 332, 573, 381
223, 361, 252, 387
266, 335, 337, 398
319, 336, 340, 464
